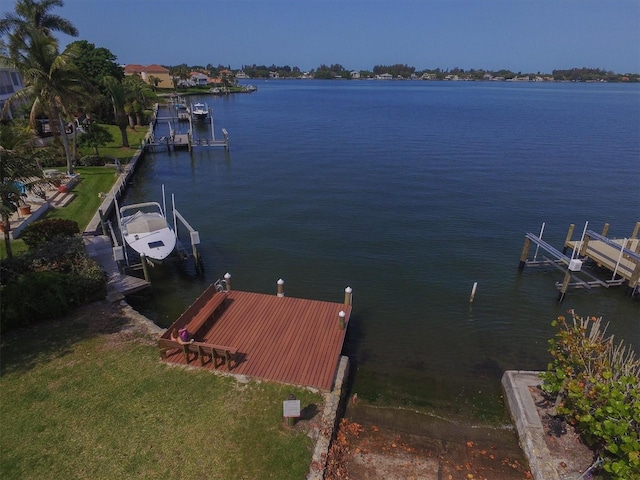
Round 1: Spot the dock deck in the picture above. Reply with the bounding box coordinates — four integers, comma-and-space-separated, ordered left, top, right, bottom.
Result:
84, 235, 150, 296
161, 286, 352, 391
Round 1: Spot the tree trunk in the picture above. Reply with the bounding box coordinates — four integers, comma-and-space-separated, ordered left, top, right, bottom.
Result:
2, 213, 12, 259
56, 110, 74, 175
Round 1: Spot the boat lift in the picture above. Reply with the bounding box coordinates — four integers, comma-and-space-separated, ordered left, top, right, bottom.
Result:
518, 221, 640, 302
113, 186, 204, 279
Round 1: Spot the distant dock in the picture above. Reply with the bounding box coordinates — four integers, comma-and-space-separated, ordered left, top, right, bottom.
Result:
145, 100, 229, 152
519, 222, 640, 301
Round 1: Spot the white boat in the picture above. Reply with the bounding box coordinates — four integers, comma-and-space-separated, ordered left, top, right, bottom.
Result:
119, 201, 177, 263
190, 102, 209, 120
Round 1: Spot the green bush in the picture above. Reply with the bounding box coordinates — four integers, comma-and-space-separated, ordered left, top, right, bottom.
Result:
21, 218, 80, 249
77, 155, 106, 166
541, 312, 640, 479
0, 271, 72, 330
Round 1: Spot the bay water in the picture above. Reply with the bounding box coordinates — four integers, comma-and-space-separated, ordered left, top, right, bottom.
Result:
124, 80, 639, 425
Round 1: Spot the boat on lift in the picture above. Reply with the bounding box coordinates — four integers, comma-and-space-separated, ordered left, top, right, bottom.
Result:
119, 201, 177, 263
190, 102, 209, 121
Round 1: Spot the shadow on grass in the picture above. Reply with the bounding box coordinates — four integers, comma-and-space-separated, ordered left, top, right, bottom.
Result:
0, 301, 128, 377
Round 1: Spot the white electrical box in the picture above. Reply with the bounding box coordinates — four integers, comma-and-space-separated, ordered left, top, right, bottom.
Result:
568, 259, 582, 272
113, 246, 124, 261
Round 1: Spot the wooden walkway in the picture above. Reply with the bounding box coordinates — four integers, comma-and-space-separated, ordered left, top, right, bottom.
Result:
161, 287, 352, 391
84, 235, 150, 296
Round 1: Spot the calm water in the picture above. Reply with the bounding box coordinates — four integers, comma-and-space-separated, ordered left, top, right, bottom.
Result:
124, 80, 639, 423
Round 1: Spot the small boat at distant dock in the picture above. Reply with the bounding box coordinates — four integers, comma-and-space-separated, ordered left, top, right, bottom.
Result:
190, 102, 209, 120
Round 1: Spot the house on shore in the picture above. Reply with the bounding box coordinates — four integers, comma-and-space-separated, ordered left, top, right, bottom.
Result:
124, 64, 172, 88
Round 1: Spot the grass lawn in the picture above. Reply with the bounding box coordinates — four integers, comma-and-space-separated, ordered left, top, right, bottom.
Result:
87, 125, 150, 162
45, 166, 119, 230
0, 302, 321, 479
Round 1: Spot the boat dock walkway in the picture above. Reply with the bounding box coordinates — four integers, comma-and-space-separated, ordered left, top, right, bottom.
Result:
84, 235, 150, 298
519, 222, 640, 300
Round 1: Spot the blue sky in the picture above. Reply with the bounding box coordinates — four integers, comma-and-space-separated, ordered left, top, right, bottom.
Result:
48, 0, 640, 73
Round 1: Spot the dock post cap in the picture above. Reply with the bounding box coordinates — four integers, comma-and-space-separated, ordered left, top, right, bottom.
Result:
344, 286, 352, 293
277, 278, 284, 285
224, 272, 231, 279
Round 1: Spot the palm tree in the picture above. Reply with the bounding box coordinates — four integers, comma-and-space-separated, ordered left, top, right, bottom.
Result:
4, 35, 90, 175
0, 0, 78, 59
0, 122, 48, 258
102, 75, 130, 148
1, 0, 89, 175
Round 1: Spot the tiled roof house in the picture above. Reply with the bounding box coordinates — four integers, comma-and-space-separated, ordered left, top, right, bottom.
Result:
124, 64, 172, 88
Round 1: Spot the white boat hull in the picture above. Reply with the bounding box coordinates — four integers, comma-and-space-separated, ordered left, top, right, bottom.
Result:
120, 203, 177, 262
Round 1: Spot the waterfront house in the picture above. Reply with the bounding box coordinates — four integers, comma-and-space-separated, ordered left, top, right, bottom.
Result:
124, 64, 172, 88
0, 66, 24, 120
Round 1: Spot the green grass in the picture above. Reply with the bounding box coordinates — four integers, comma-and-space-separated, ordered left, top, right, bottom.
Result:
80, 124, 150, 162
45, 167, 119, 230
0, 308, 321, 479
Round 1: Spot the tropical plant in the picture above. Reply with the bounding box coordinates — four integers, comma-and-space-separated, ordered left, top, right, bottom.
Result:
76, 122, 113, 157
0, 122, 49, 258
541, 312, 640, 479
0, 0, 78, 47
102, 75, 129, 147
1, 0, 93, 175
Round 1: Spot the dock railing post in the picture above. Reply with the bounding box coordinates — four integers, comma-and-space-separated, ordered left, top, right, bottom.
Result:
562, 224, 575, 254
277, 278, 285, 297
344, 287, 352, 306
518, 238, 530, 271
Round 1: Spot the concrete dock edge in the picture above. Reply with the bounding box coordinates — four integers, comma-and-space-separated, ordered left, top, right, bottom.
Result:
307, 355, 350, 480
502, 370, 560, 480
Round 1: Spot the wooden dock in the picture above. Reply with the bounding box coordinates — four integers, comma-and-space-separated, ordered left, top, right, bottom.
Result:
84, 235, 150, 297
519, 222, 640, 300
160, 279, 352, 391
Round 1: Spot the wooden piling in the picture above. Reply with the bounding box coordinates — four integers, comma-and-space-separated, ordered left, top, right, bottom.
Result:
344, 287, 353, 306
558, 270, 572, 303
601, 223, 610, 237
277, 279, 285, 297
631, 222, 640, 240
518, 238, 530, 271
224, 272, 232, 291
140, 254, 151, 283
338, 310, 346, 330
562, 224, 575, 254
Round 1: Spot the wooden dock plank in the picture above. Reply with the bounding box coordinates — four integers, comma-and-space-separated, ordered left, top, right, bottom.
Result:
566, 239, 639, 282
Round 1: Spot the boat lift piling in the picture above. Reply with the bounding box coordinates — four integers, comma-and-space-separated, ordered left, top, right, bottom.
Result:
171, 193, 204, 274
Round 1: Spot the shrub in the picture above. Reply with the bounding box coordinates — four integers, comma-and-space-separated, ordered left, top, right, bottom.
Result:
22, 219, 80, 249
77, 155, 106, 166
541, 312, 640, 479
0, 271, 72, 331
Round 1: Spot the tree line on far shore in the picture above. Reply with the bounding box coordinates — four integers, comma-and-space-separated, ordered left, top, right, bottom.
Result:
209, 63, 637, 82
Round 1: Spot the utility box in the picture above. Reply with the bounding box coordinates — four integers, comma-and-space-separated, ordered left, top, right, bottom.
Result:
113, 246, 124, 262
568, 259, 582, 272
190, 231, 200, 245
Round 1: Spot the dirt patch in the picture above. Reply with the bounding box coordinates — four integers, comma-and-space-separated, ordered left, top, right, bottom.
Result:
325, 417, 533, 480
528, 384, 598, 478
324, 385, 599, 480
